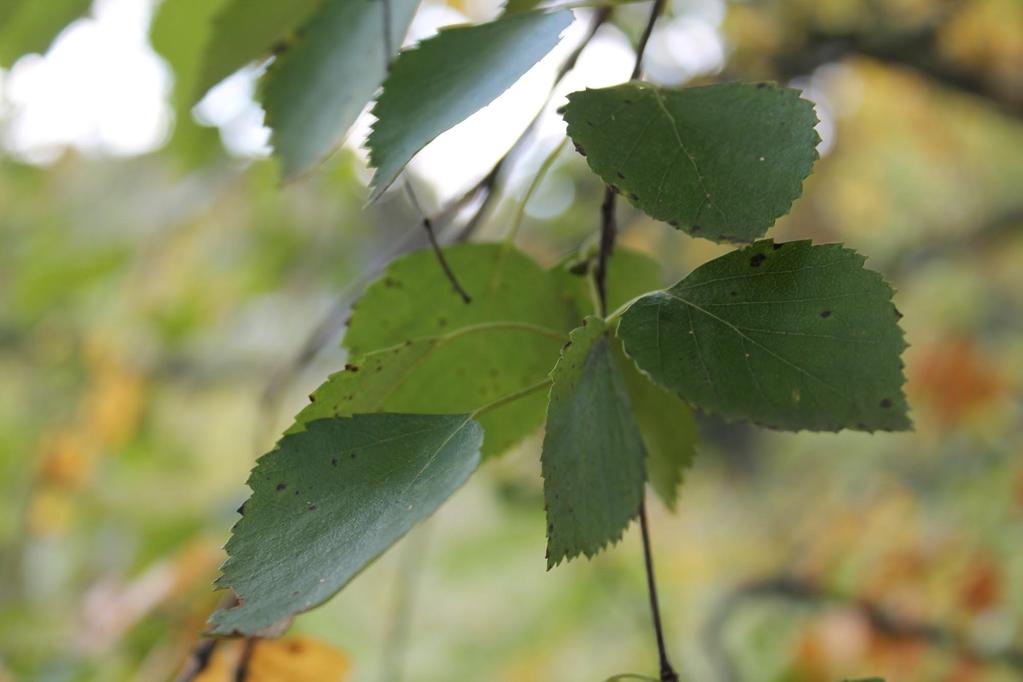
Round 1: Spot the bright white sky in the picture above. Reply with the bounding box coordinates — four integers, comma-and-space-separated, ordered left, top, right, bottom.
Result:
0, 0, 832, 201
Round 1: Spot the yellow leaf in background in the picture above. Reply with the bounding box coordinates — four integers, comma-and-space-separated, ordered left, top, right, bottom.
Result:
27, 488, 75, 535
37, 429, 94, 488
193, 636, 351, 682
84, 359, 144, 447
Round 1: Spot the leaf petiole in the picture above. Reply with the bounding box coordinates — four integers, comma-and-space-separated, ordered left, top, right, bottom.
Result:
471, 377, 553, 418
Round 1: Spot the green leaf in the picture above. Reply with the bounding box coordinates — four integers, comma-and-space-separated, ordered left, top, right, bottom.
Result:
150, 0, 231, 166
367, 10, 573, 199
561, 82, 820, 243
209, 413, 482, 636
194, 0, 322, 101
542, 318, 646, 567
617, 240, 910, 432
616, 343, 697, 510
557, 248, 696, 509
0, 0, 91, 68
262, 0, 420, 178
341, 243, 577, 457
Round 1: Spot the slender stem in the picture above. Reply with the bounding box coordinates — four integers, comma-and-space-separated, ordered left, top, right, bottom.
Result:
598, 1, 677, 679
233, 638, 256, 682
505, 138, 569, 245
595, 185, 617, 315
442, 320, 567, 343
471, 378, 553, 418
605, 291, 647, 325
403, 180, 472, 303
631, 0, 666, 80
639, 502, 678, 681
378, 524, 432, 682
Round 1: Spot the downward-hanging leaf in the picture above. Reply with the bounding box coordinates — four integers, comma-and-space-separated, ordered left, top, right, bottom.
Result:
262, 0, 421, 178
193, 0, 322, 101
341, 243, 577, 457
0, 0, 91, 68
542, 318, 646, 568
556, 249, 697, 509
616, 344, 698, 510
562, 82, 819, 243
209, 413, 482, 636
367, 10, 573, 200
617, 240, 910, 432
150, 0, 231, 166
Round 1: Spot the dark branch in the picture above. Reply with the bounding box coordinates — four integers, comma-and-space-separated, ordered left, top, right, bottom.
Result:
176, 638, 218, 682
233, 638, 256, 682
606, 2, 679, 680
594, 185, 617, 315
403, 181, 472, 303
630, 0, 666, 81
639, 503, 679, 682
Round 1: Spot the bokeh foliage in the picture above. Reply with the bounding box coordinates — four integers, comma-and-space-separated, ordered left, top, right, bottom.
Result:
1, 0, 1022, 680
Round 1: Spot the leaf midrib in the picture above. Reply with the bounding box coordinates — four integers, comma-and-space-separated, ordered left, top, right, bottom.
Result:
661, 291, 850, 401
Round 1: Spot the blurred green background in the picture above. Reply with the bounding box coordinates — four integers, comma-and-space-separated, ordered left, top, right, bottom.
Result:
1, 0, 1022, 680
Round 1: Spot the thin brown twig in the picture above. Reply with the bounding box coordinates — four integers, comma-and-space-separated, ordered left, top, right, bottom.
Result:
598, 1, 676, 679
639, 503, 679, 682
233, 637, 256, 682
402, 181, 472, 303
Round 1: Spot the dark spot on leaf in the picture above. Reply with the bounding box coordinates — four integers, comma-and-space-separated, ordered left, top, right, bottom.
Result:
616, 171, 625, 179
772, 242, 784, 250
307, 504, 317, 512
574, 143, 586, 157
437, 317, 447, 327
288, 641, 303, 654
585, 119, 594, 127
276, 483, 288, 492
331, 458, 338, 466
757, 82, 768, 89
668, 220, 678, 227
820, 310, 831, 318
308, 394, 316, 402
691, 224, 701, 232
880, 398, 892, 409
729, 290, 737, 296
750, 253, 767, 267
345, 363, 358, 372
623, 98, 633, 104
294, 490, 300, 496
628, 193, 639, 201
350, 452, 357, 459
